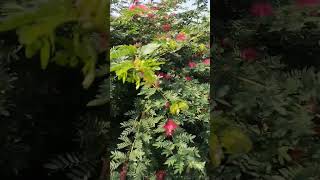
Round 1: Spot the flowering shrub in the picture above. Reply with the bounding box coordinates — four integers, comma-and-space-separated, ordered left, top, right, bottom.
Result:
110, 0, 210, 179
211, 0, 320, 179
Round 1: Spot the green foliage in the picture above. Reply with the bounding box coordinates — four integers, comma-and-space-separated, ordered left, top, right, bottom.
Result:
44, 113, 110, 180
0, 0, 108, 89
110, 1, 210, 179
87, 78, 110, 107
211, 1, 320, 179
0, 0, 110, 179
44, 152, 98, 180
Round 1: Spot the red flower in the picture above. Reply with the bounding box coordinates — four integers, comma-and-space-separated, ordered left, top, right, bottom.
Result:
162, 24, 171, 31
129, 4, 134, 10
164, 73, 171, 80
129, 4, 148, 11
120, 170, 127, 180
188, 61, 197, 68
156, 170, 166, 180
151, 6, 160, 10
202, 58, 210, 65
147, 13, 155, 18
120, 163, 128, 180
250, 2, 273, 17
185, 76, 192, 81
163, 119, 178, 137
240, 48, 257, 61
176, 32, 186, 41
165, 102, 170, 109
156, 72, 165, 78
156, 72, 171, 80
296, 0, 320, 6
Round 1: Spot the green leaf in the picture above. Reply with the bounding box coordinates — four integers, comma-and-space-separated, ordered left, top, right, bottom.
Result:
140, 43, 160, 56
25, 39, 42, 58
40, 39, 50, 69
0, 12, 36, 32
82, 59, 96, 89
52, 51, 69, 66
110, 45, 137, 60
82, 69, 95, 89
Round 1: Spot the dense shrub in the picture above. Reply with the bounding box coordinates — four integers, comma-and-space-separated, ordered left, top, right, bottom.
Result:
109, 0, 210, 179
211, 1, 320, 179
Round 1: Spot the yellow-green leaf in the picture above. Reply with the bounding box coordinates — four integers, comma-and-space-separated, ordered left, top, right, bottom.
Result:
82, 62, 96, 89
25, 40, 41, 58
40, 39, 50, 69
209, 133, 224, 167
169, 101, 189, 115
220, 127, 252, 154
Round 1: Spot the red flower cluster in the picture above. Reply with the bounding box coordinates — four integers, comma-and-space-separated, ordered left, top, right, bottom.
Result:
176, 32, 187, 41
129, 4, 148, 11
156, 170, 166, 180
250, 2, 273, 17
188, 61, 197, 68
240, 48, 257, 61
185, 76, 192, 81
163, 119, 178, 137
162, 24, 171, 31
120, 163, 128, 180
202, 58, 210, 65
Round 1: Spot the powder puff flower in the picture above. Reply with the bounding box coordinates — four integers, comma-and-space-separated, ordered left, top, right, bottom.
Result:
185, 76, 192, 81
188, 61, 197, 68
163, 119, 178, 137
240, 48, 257, 61
176, 32, 187, 41
202, 59, 210, 65
162, 24, 171, 31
